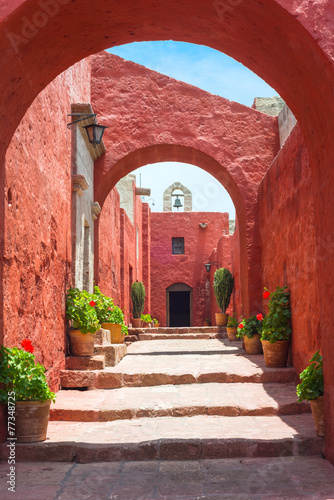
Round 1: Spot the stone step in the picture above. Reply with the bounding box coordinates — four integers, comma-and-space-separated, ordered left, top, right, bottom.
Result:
129, 326, 225, 335
93, 344, 127, 367
50, 383, 310, 422
65, 355, 105, 371
60, 339, 296, 389
138, 332, 226, 340
1, 414, 323, 463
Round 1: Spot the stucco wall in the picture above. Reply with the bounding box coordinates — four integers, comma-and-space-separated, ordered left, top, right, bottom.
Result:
74, 126, 95, 292
3, 58, 91, 390
150, 212, 229, 326
258, 124, 320, 376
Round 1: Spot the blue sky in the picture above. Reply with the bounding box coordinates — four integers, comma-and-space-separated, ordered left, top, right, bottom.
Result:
107, 41, 278, 217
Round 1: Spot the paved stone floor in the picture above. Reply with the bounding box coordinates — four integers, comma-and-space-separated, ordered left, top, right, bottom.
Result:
1, 457, 334, 499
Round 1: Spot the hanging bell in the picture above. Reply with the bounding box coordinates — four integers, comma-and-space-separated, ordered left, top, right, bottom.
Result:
173, 196, 183, 209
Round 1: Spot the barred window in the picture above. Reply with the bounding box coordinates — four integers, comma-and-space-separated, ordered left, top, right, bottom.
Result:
172, 237, 184, 255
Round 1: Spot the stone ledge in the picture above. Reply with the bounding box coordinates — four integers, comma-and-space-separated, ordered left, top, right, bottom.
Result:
65, 355, 105, 371
94, 344, 127, 367
94, 328, 111, 345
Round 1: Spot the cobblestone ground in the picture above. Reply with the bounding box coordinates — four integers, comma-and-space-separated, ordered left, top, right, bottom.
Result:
1, 457, 334, 499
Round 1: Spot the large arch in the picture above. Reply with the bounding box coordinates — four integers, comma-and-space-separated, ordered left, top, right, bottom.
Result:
1, 0, 334, 462
90, 51, 279, 318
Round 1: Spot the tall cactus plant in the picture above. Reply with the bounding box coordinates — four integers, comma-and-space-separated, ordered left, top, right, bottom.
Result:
131, 281, 146, 318
213, 268, 234, 313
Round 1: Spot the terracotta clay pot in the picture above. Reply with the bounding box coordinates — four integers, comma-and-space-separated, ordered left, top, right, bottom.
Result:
244, 334, 263, 354
203, 320, 210, 327
215, 313, 228, 326
261, 340, 290, 367
102, 323, 125, 343
226, 326, 238, 341
310, 396, 325, 437
69, 330, 96, 356
132, 318, 142, 328
14, 400, 51, 442
154, 323, 160, 328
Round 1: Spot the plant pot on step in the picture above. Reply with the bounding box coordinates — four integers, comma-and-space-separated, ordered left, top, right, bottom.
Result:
226, 326, 238, 341
102, 323, 125, 343
215, 313, 228, 326
132, 318, 142, 328
203, 320, 211, 327
261, 340, 290, 367
244, 334, 263, 354
15, 400, 51, 442
69, 330, 96, 357
310, 396, 325, 437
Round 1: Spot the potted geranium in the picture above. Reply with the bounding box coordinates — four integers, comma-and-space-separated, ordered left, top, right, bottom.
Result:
153, 318, 160, 328
226, 313, 239, 341
131, 281, 145, 327
66, 287, 100, 356
237, 314, 264, 354
213, 268, 234, 326
296, 351, 324, 437
261, 286, 291, 367
0, 340, 56, 442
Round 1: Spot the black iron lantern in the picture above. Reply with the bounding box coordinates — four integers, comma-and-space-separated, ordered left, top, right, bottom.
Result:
83, 123, 108, 145
204, 261, 218, 272
173, 195, 183, 210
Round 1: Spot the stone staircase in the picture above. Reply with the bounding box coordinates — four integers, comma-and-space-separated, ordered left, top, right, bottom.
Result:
126, 326, 225, 344
0, 335, 324, 464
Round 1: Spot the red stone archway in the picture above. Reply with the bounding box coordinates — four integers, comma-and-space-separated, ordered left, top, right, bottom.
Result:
1, 0, 334, 462
90, 51, 279, 319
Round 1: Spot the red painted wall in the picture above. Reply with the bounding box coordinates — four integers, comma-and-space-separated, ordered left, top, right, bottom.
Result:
3, 59, 91, 390
231, 220, 242, 320
142, 203, 151, 314
96, 187, 121, 306
259, 124, 320, 376
150, 212, 229, 326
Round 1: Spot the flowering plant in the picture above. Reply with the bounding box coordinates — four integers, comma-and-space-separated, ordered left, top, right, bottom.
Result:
237, 315, 263, 339
261, 285, 291, 343
92, 285, 115, 323
108, 305, 125, 325
296, 351, 323, 403
227, 313, 238, 327
153, 318, 159, 325
121, 324, 129, 336
0, 341, 56, 404
66, 288, 100, 334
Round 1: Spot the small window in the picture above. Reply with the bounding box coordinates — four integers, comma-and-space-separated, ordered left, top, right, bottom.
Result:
172, 237, 185, 255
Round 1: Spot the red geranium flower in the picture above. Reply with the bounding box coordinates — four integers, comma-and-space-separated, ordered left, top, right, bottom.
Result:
21, 339, 34, 353
263, 291, 270, 299
238, 323, 244, 329
89, 301, 96, 307
256, 314, 264, 321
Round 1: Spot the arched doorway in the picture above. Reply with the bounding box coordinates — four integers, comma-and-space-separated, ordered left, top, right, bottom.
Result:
166, 283, 192, 327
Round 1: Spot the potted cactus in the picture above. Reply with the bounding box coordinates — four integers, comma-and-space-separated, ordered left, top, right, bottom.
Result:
213, 268, 234, 326
131, 281, 146, 327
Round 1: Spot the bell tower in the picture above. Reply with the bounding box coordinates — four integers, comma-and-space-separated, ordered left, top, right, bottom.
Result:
163, 182, 192, 212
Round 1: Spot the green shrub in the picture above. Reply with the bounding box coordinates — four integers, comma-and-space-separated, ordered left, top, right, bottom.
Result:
296, 351, 324, 403
131, 281, 146, 318
109, 305, 125, 325
141, 313, 152, 323
227, 313, 238, 327
261, 285, 291, 343
213, 268, 234, 313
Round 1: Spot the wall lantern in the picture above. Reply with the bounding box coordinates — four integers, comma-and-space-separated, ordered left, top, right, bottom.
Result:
204, 261, 218, 272
67, 113, 108, 146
